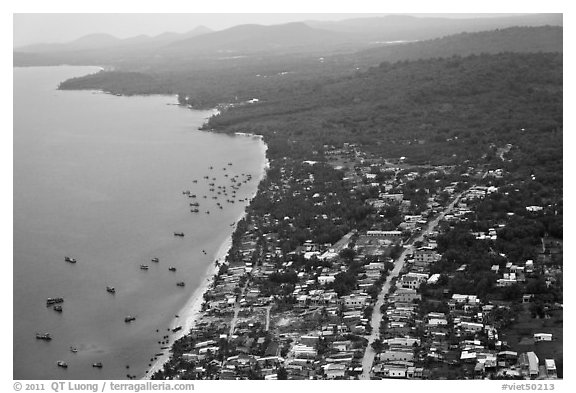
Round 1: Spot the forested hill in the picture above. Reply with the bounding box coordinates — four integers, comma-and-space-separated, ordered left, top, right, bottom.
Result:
353, 25, 562, 65
56, 26, 562, 108
206, 52, 562, 171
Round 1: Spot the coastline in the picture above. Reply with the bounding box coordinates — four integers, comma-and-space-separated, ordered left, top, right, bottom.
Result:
144, 232, 231, 379
145, 133, 268, 379
15, 66, 272, 379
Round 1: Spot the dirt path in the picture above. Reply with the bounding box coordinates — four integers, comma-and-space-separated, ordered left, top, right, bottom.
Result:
228, 279, 250, 336
265, 305, 272, 331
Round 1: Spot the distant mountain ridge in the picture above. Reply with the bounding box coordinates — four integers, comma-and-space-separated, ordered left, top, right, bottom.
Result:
15, 25, 213, 53
306, 13, 562, 40
160, 22, 357, 55
14, 14, 562, 65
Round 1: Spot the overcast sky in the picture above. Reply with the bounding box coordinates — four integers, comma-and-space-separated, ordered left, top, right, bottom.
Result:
13, 13, 529, 47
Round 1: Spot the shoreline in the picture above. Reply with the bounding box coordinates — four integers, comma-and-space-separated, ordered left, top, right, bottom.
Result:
144, 231, 232, 379
145, 134, 268, 379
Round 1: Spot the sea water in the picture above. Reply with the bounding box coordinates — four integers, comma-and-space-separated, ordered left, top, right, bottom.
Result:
13, 66, 266, 379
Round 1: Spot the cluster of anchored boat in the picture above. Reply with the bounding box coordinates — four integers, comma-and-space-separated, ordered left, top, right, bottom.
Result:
38, 258, 113, 370
180, 162, 254, 217
138, 256, 181, 284
38, 253, 188, 372
55, 360, 103, 369
38, 161, 257, 375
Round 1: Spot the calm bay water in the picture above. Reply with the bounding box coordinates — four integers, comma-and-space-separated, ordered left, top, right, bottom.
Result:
13, 66, 266, 379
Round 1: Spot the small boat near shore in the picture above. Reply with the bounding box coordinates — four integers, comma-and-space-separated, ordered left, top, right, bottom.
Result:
36, 333, 52, 341
53, 305, 63, 312
124, 316, 136, 323
57, 361, 68, 368
151, 257, 159, 263
92, 362, 103, 368
64, 256, 77, 263
168, 267, 176, 272
140, 265, 149, 270
172, 326, 182, 333
174, 232, 184, 237
70, 346, 78, 353
176, 282, 185, 287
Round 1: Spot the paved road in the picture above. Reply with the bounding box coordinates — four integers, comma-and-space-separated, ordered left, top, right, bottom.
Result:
360, 191, 465, 379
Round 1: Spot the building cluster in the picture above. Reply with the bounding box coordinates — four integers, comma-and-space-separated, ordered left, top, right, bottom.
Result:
153, 146, 562, 381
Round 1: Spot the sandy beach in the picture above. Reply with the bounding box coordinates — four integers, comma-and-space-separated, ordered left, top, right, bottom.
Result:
144, 230, 232, 378
144, 196, 263, 378
144, 131, 268, 379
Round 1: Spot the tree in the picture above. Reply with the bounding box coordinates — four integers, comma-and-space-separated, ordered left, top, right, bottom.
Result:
371, 338, 384, 352
277, 367, 288, 380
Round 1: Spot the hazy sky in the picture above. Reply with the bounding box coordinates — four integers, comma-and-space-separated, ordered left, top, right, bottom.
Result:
13, 13, 528, 47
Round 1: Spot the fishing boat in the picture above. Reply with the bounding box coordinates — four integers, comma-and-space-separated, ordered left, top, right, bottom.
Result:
168, 267, 176, 272
106, 286, 116, 294
46, 297, 64, 306
92, 362, 103, 368
64, 256, 77, 263
124, 316, 136, 323
53, 305, 63, 312
36, 333, 52, 341
57, 361, 68, 368
176, 282, 185, 287
70, 346, 78, 353
174, 232, 184, 237
151, 257, 159, 263
140, 265, 149, 270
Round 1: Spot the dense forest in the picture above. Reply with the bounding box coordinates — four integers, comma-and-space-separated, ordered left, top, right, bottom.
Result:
55, 26, 562, 110
206, 52, 562, 166
54, 26, 563, 247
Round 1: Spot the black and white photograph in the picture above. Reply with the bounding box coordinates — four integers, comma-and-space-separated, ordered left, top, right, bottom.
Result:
8, 1, 567, 388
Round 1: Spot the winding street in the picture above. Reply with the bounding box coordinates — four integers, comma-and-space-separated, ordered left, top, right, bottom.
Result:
360, 191, 465, 379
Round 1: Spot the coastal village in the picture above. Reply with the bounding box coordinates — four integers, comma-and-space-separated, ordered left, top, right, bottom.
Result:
15, 15, 563, 383
151, 142, 563, 381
